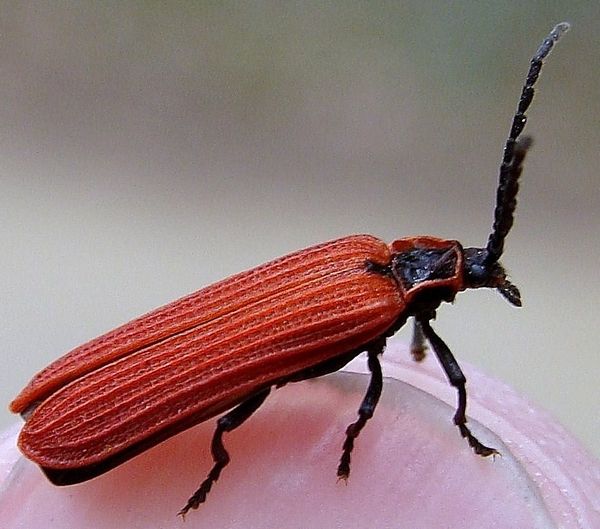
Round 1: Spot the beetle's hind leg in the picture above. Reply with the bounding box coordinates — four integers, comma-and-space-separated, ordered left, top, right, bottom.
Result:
337, 338, 385, 480
418, 318, 498, 457
179, 387, 271, 517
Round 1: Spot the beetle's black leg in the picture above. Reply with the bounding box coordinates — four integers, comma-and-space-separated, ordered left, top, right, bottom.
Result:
337, 339, 385, 480
179, 387, 271, 517
410, 319, 427, 362
419, 319, 498, 457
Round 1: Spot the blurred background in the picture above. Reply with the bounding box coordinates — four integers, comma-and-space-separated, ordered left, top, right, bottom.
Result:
1, 3, 598, 457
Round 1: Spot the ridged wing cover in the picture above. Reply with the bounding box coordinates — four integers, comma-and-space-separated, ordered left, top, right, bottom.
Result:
13, 235, 403, 470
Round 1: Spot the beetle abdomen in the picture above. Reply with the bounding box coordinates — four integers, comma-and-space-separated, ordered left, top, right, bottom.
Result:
14, 235, 403, 472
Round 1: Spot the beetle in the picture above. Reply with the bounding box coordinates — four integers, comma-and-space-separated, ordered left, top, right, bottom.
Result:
10, 23, 569, 516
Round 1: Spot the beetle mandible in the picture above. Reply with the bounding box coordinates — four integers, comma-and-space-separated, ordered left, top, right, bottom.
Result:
10, 23, 569, 516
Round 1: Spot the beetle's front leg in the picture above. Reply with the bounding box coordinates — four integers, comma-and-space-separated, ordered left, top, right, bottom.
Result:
179, 387, 271, 517
337, 338, 385, 480
418, 318, 498, 457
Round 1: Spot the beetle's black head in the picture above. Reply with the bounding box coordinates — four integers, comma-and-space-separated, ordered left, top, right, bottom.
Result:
460, 22, 569, 308
458, 134, 532, 308
462, 247, 521, 306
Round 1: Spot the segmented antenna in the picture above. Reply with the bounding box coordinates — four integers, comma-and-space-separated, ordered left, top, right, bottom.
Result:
484, 22, 570, 267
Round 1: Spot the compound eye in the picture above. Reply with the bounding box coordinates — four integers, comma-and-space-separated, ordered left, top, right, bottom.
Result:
467, 263, 487, 285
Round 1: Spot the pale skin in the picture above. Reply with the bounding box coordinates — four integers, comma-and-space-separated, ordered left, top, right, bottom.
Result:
1, 340, 598, 528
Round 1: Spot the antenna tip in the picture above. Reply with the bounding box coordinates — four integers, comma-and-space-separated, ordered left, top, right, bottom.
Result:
552, 22, 571, 38
534, 22, 571, 62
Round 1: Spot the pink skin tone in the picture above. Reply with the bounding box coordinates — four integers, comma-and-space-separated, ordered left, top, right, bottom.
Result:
1, 340, 598, 528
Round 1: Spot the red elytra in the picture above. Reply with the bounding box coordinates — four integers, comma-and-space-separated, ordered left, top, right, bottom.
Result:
12, 235, 402, 469
10, 23, 569, 517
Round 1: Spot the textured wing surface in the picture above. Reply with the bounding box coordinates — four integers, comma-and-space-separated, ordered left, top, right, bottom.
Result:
14, 235, 402, 469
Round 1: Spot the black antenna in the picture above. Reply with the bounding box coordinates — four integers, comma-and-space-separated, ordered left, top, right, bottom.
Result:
483, 22, 570, 267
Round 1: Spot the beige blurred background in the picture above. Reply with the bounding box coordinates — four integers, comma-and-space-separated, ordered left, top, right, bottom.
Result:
1, 3, 598, 458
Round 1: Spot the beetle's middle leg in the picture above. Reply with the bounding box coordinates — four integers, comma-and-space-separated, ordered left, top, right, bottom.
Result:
418, 318, 498, 457
337, 338, 385, 480
179, 387, 271, 517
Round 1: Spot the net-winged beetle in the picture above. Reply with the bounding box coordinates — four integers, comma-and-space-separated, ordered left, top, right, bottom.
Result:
10, 23, 570, 516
